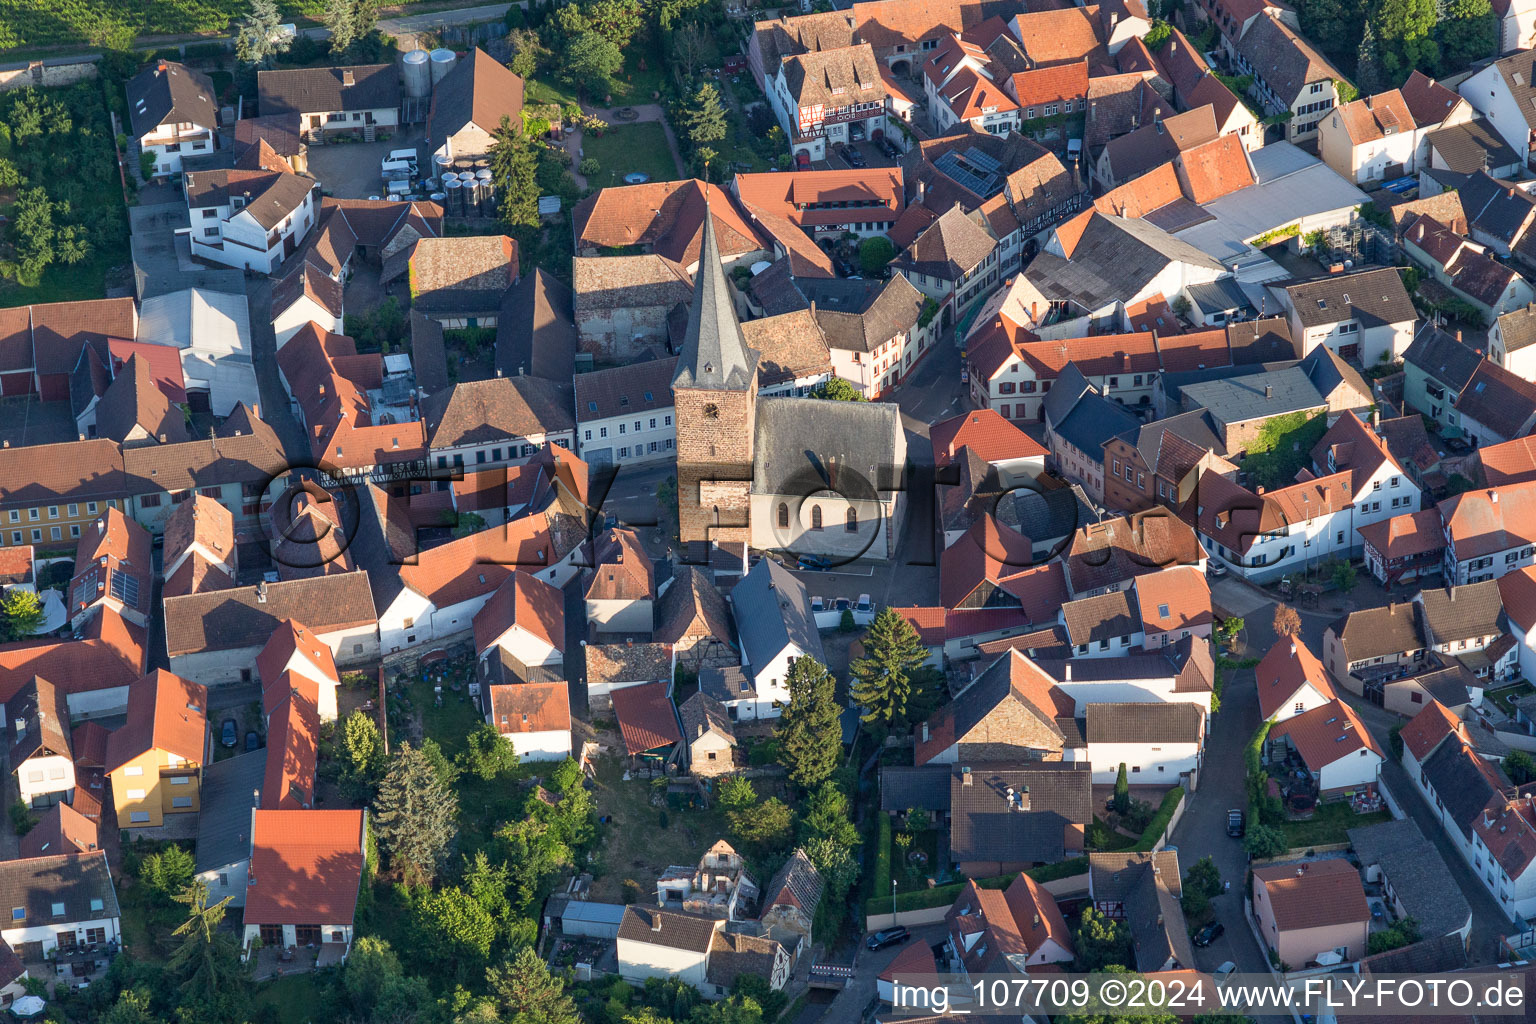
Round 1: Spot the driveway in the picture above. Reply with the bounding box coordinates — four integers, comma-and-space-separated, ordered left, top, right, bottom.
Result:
305, 127, 429, 198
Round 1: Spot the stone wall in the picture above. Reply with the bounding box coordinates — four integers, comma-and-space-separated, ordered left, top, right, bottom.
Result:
0, 58, 99, 93
953, 699, 1067, 762
675, 385, 755, 545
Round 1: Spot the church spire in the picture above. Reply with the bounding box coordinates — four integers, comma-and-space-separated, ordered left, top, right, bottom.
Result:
672, 198, 758, 392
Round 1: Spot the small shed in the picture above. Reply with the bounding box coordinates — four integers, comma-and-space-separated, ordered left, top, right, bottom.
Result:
678, 691, 736, 777
611, 681, 682, 765
545, 895, 627, 940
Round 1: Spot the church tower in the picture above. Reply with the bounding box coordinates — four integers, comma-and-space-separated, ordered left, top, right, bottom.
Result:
673, 208, 760, 546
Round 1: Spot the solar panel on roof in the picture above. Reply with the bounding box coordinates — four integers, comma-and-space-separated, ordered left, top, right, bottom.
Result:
933, 150, 1001, 198
110, 570, 139, 608
963, 146, 1002, 173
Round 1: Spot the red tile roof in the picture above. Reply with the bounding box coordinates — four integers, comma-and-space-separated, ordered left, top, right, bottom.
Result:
1399, 699, 1462, 761
1357, 509, 1443, 564
893, 606, 947, 646
106, 338, 187, 404
1011, 60, 1088, 110
104, 670, 207, 773
1254, 637, 1336, 720
611, 681, 681, 755
246, 809, 365, 926
573, 180, 765, 266
1252, 858, 1369, 930
1175, 133, 1254, 204
1269, 698, 1382, 771
472, 570, 566, 655
734, 168, 903, 230
1438, 480, 1536, 562
18, 801, 98, 858
1498, 565, 1536, 632
263, 688, 319, 809
930, 408, 1048, 466
398, 516, 563, 608
941, 514, 1039, 609
488, 681, 571, 735
1478, 435, 1536, 488
255, 620, 339, 693
1133, 566, 1212, 637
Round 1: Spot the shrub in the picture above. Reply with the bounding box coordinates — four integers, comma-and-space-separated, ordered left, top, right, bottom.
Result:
8, 801, 34, 837
1133, 789, 1184, 851
839, 608, 856, 632
578, 157, 600, 175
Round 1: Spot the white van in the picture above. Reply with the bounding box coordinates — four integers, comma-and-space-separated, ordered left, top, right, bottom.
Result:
387, 148, 418, 166
380, 159, 414, 182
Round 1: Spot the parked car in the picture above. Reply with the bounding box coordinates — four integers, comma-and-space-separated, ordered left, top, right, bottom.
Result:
845, 147, 866, 168
798, 554, 831, 571
866, 926, 910, 951
1215, 961, 1237, 982
1227, 808, 1245, 837
1207, 560, 1228, 579
1193, 922, 1225, 947
855, 594, 873, 612
245, 730, 261, 752
220, 719, 237, 748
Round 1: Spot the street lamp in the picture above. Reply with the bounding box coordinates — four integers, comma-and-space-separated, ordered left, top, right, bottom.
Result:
892, 879, 898, 927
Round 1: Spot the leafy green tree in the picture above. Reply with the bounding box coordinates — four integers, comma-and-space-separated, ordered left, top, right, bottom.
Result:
321, 0, 379, 55
101, 990, 163, 1024
1438, 0, 1497, 70
141, 844, 196, 896
506, 28, 547, 79
1332, 561, 1358, 593
1143, 19, 1172, 47
1113, 764, 1130, 814
458, 722, 519, 780
850, 608, 934, 733
803, 836, 858, 905
415, 886, 496, 980
235, 0, 291, 66
717, 776, 757, 810
1244, 823, 1288, 859
1296, 0, 1360, 56
492, 116, 542, 231
0, 588, 44, 641
564, 32, 624, 94
498, 816, 572, 906
168, 881, 244, 1003
727, 796, 794, 849
799, 782, 860, 849
372, 742, 459, 883
1185, 856, 1222, 899
463, 850, 513, 935
1074, 907, 1131, 970
678, 82, 728, 152
1214, 617, 1244, 651
858, 236, 897, 275
810, 377, 866, 401
339, 709, 385, 799
776, 657, 843, 788
1370, 0, 1438, 81
1507, 750, 1536, 786
342, 936, 405, 1019
488, 945, 583, 1024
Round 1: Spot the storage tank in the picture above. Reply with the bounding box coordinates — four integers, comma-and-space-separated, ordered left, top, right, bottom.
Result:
433, 152, 452, 177
475, 168, 492, 183
401, 50, 431, 98
466, 181, 482, 216
445, 177, 464, 214
440, 170, 458, 187
430, 48, 457, 85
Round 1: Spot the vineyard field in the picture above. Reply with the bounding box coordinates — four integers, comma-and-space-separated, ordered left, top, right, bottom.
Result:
0, 0, 323, 51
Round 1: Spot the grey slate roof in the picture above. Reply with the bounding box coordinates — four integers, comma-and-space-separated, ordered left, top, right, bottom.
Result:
1061, 590, 1139, 647
1178, 365, 1326, 425
1420, 739, 1502, 837
1497, 303, 1536, 354
879, 764, 952, 812
947, 762, 1093, 865
1348, 818, 1472, 939
1285, 268, 1416, 330
1023, 214, 1224, 310
699, 663, 756, 703
1425, 118, 1523, 175
1491, 50, 1536, 133
1445, 171, 1536, 246
1089, 850, 1180, 904
0, 851, 120, 925
1300, 345, 1371, 405
1042, 363, 1095, 429
497, 269, 577, 382
1404, 322, 1483, 390
1052, 388, 1141, 461
195, 749, 264, 873
409, 311, 449, 396
258, 64, 400, 115
1186, 276, 1257, 318
1360, 933, 1470, 975
1084, 702, 1203, 744
673, 210, 759, 390
1006, 484, 1099, 550
127, 61, 217, 137
1234, 13, 1341, 104
1417, 581, 1504, 645
762, 847, 823, 916
732, 559, 826, 673
678, 691, 735, 747
752, 396, 902, 496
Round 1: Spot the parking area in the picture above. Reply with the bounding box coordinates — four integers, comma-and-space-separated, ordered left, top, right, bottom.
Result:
826, 138, 903, 170
304, 126, 429, 198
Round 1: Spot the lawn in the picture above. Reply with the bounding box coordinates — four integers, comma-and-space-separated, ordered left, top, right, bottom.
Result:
251, 974, 326, 1024
527, 77, 581, 110
586, 754, 733, 902
1280, 802, 1391, 848
0, 246, 124, 309
1489, 681, 1536, 717
580, 123, 680, 188
890, 827, 941, 893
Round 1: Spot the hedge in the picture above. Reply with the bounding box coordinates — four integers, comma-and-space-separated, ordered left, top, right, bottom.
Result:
1132, 788, 1184, 852
863, 849, 1096, 916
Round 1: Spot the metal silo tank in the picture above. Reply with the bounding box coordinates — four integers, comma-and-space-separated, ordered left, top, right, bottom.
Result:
401, 50, 431, 98
429, 48, 457, 86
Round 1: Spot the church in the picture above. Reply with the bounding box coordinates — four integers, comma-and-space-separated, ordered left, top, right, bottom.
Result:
672, 213, 908, 562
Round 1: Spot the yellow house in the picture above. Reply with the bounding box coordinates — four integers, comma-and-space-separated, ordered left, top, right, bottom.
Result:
105, 671, 208, 828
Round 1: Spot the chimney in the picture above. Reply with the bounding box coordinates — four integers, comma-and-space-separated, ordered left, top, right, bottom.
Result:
342, 69, 355, 86
158, 433, 166, 443
256, 581, 268, 603
922, 722, 930, 742
917, 178, 926, 202
1290, 642, 1296, 657
1064, 662, 1071, 681
1018, 785, 1030, 810
1457, 329, 1463, 342
697, 723, 704, 738
1494, 490, 1500, 504
652, 914, 662, 932
962, 766, 973, 785
1372, 407, 1379, 428
1264, 384, 1273, 399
